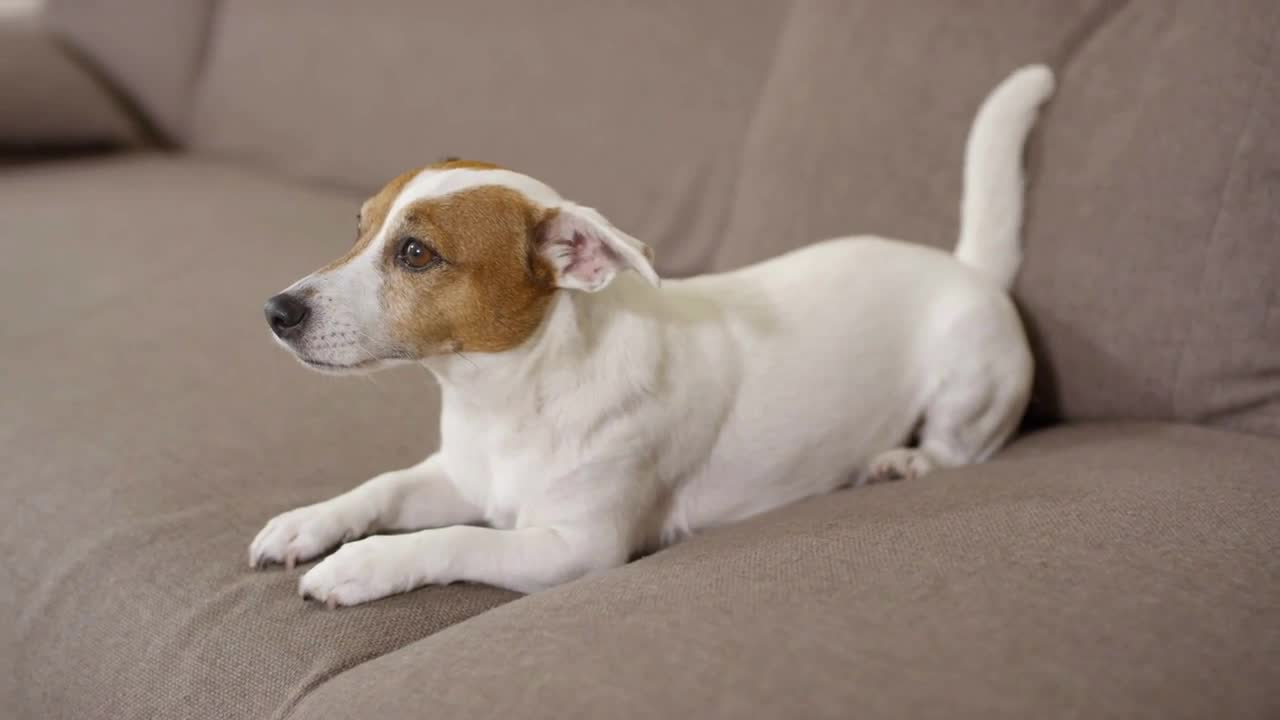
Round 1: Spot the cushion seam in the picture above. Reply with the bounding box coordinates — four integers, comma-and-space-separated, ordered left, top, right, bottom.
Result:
1169, 7, 1280, 421
709, 1, 802, 272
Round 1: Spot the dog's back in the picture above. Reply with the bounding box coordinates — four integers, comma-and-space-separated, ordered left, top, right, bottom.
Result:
663, 67, 1054, 535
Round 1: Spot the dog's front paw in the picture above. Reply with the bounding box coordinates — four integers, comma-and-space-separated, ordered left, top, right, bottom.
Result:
865, 448, 936, 484
298, 536, 416, 608
248, 502, 361, 570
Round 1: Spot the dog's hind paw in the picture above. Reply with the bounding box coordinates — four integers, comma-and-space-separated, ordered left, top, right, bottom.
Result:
864, 448, 935, 484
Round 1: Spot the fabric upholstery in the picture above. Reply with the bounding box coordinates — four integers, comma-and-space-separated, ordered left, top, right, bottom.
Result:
45, 0, 216, 142
291, 422, 1280, 720
189, 0, 788, 277
0, 16, 139, 147
712, 0, 1280, 435
0, 156, 517, 720
190, 0, 1280, 432
5, 2, 1280, 718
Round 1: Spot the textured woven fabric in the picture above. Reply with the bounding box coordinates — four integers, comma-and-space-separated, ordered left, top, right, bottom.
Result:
41, 0, 1280, 429
169, 0, 1280, 431
188, 0, 787, 277
6, 2, 1280, 717
45, 0, 216, 142
291, 422, 1280, 720
0, 156, 517, 720
0, 16, 139, 146
711, 0, 1280, 434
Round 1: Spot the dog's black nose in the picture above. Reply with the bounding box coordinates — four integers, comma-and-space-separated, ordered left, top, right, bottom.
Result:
264, 293, 310, 338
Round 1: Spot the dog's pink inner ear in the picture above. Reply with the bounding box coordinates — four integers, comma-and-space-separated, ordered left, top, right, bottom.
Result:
537, 206, 657, 292
558, 230, 621, 289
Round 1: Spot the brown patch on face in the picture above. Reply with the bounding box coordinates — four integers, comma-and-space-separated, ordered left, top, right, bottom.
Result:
382, 185, 559, 356
322, 160, 508, 275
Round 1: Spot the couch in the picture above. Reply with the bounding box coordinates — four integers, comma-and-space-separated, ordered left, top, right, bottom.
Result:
3, 2, 1277, 718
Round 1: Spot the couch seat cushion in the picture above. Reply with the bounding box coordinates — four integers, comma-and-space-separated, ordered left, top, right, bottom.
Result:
291, 422, 1280, 720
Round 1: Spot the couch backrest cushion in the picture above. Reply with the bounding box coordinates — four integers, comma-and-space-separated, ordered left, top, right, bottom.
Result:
46, 0, 216, 143
189, 0, 1280, 435
712, 0, 1280, 435
188, 1, 787, 276
0, 15, 141, 147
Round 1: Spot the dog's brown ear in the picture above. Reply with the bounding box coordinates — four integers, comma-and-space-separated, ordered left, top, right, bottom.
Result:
535, 203, 658, 292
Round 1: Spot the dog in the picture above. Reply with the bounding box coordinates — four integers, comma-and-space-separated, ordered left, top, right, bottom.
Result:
249, 65, 1054, 607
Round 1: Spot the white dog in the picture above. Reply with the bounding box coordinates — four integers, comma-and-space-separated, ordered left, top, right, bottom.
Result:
250, 66, 1054, 607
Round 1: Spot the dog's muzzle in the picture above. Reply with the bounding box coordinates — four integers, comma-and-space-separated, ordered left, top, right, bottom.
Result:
264, 293, 310, 340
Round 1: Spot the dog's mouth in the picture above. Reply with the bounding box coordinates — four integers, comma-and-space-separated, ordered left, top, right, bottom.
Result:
269, 328, 392, 375
295, 355, 385, 375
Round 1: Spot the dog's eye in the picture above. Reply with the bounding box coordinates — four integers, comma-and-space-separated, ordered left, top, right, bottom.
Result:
398, 237, 440, 271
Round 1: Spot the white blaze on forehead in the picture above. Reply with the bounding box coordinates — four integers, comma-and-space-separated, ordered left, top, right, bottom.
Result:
364, 168, 564, 258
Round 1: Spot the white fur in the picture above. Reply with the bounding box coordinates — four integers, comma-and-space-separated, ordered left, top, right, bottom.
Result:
955, 65, 1055, 289
250, 65, 1055, 605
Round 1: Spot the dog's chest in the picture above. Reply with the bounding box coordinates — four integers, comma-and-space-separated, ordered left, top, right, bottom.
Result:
448, 450, 559, 530
442, 409, 565, 530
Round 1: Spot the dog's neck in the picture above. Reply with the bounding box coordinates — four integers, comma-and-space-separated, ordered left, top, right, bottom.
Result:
421, 273, 661, 414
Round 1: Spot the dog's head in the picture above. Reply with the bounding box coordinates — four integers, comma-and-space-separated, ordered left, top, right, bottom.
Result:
264, 160, 659, 373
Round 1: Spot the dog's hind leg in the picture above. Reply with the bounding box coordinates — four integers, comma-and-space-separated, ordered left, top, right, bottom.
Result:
866, 325, 1031, 484
864, 377, 1025, 483
920, 371, 1027, 468
914, 331, 1032, 476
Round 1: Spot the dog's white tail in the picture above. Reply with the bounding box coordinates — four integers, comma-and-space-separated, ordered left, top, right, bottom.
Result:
954, 65, 1055, 290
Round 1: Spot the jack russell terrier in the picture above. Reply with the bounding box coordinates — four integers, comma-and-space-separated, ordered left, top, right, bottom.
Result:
250, 66, 1055, 608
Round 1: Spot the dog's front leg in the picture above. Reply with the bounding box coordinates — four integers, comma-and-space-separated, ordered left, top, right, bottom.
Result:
298, 524, 628, 606
248, 454, 480, 569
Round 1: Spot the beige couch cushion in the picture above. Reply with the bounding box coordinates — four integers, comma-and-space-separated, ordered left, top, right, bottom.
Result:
0, 156, 516, 720
712, 0, 1280, 435
188, 0, 787, 276
290, 422, 1280, 720
45, 0, 216, 142
190, 0, 1280, 433
0, 16, 140, 148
